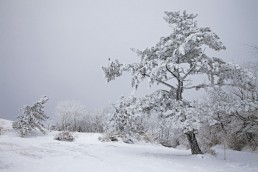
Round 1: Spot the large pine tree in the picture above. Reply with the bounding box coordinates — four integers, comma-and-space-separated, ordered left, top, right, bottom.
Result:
102, 11, 253, 154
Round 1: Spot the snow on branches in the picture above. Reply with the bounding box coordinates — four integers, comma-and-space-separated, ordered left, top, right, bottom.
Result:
102, 59, 123, 82
102, 11, 226, 99
108, 96, 144, 138
102, 10, 257, 153
13, 96, 49, 136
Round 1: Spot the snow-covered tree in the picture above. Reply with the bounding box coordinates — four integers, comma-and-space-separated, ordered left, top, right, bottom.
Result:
13, 96, 49, 136
102, 11, 232, 154
55, 101, 108, 132
207, 63, 258, 150
55, 100, 87, 131
108, 96, 145, 142
88, 107, 111, 133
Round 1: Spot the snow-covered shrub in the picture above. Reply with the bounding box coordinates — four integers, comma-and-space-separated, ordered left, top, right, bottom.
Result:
13, 96, 49, 136
106, 96, 146, 143
54, 131, 74, 142
245, 132, 258, 151
160, 137, 180, 148
99, 132, 119, 142
55, 100, 87, 131
206, 64, 258, 151
77, 110, 108, 133
197, 124, 222, 154
122, 134, 134, 144
226, 133, 246, 151
55, 101, 108, 133
225, 130, 258, 151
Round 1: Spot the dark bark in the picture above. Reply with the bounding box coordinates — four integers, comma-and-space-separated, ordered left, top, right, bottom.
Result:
176, 80, 183, 100
175, 79, 203, 155
185, 131, 203, 154
167, 63, 202, 155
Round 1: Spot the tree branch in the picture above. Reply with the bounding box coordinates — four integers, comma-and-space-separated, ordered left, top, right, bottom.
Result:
235, 111, 258, 126
182, 62, 197, 80
183, 83, 210, 90
166, 64, 179, 79
142, 73, 176, 89
184, 83, 237, 90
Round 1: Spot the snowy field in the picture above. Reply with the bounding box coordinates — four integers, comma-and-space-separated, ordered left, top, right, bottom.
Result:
1, 119, 258, 172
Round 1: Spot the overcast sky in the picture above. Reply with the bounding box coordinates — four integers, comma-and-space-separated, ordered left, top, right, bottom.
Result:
0, 0, 258, 120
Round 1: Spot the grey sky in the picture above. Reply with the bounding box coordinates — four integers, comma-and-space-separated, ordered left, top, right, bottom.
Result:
0, 0, 257, 120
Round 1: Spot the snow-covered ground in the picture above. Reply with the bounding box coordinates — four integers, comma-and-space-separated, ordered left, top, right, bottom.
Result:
1, 119, 258, 172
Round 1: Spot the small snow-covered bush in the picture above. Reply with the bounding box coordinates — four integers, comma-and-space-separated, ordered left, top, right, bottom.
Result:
98, 133, 118, 142
160, 138, 179, 148
54, 131, 74, 142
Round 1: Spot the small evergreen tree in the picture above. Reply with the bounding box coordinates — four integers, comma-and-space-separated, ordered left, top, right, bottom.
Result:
13, 96, 49, 136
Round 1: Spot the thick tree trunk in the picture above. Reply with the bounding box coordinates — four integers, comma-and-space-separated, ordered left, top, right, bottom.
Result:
174, 78, 202, 154
185, 131, 203, 154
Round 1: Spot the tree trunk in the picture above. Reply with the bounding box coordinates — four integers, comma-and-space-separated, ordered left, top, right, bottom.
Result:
175, 78, 202, 154
74, 117, 77, 131
185, 131, 202, 154
176, 80, 183, 100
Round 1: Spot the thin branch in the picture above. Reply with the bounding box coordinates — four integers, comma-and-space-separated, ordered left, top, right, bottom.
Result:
184, 84, 210, 90
184, 83, 236, 90
153, 89, 170, 94
235, 111, 258, 125
166, 64, 179, 79
142, 73, 176, 89
182, 62, 197, 80
235, 111, 247, 121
